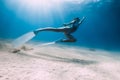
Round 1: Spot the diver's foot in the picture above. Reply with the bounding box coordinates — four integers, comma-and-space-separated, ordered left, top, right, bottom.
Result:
55, 39, 70, 43
33, 30, 39, 35
58, 39, 76, 42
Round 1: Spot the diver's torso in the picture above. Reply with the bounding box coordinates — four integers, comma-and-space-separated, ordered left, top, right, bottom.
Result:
62, 21, 80, 34
69, 21, 79, 33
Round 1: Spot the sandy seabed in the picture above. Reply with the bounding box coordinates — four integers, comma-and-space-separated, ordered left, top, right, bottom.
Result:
0, 40, 120, 80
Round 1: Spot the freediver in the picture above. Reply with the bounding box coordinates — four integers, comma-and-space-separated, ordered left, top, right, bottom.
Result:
34, 17, 85, 42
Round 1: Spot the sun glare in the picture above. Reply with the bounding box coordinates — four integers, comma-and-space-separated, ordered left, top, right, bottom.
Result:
18, 0, 63, 12
4, 0, 88, 23
23, 0, 52, 9
5, 0, 64, 13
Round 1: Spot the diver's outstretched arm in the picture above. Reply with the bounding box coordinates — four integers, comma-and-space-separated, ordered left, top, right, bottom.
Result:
79, 17, 86, 25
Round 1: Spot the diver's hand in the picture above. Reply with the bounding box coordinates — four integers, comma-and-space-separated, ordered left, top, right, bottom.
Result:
81, 16, 86, 22
79, 16, 86, 25
82, 16, 86, 20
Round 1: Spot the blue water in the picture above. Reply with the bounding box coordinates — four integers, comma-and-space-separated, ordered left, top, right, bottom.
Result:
0, 0, 120, 51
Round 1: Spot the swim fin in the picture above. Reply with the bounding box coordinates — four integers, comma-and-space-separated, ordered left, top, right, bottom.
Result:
12, 32, 36, 48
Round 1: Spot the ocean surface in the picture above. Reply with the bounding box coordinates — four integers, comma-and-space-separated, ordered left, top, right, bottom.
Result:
0, 0, 120, 51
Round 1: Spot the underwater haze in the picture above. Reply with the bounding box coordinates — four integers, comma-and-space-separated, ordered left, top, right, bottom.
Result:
0, 0, 120, 51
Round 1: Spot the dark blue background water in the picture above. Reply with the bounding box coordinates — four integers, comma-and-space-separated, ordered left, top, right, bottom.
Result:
0, 0, 120, 51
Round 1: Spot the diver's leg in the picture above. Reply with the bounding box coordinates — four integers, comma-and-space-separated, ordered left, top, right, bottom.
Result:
61, 34, 76, 42
34, 27, 67, 35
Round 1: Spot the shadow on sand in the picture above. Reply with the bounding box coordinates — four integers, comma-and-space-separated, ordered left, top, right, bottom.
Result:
18, 51, 98, 65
